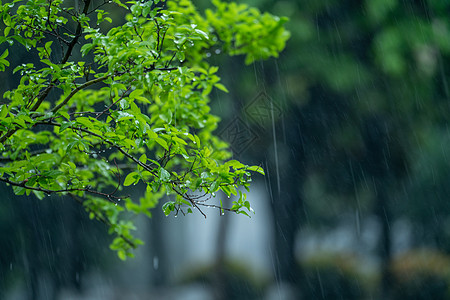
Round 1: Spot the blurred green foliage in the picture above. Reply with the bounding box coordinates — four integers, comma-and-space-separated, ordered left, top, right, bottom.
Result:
301, 253, 368, 300
179, 260, 266, 300
391, 249, 450, 300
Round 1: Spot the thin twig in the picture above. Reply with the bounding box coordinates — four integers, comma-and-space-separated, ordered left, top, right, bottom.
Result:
69, 193, 138, 249
60, 0, 93, 64
51, 74, 110, 113
34, 120, 158, 175
96, 85, 133, 119
0, 176, 125, 201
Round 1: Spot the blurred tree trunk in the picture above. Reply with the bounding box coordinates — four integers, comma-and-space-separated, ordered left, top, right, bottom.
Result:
362, 115, 395, 299
267, 103, 306, 289
20, 199, 42, 300
212, 213, 229, 300
373, 178, 393, 300
268, 160, 305, 286
149, 209, 167, 286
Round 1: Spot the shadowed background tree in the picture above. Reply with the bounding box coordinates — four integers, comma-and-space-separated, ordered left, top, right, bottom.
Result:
214, 0, 450, 299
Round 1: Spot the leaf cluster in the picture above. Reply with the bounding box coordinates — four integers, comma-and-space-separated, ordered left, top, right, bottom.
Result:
0, 0, 286, 259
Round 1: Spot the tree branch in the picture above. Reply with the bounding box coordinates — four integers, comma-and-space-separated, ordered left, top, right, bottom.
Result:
60, 0, 93, 65
34, 120, 158, 175
69, 193, 138, 249
0, 0, 93, 144
51, 74, 110, 113
0, 175, 126, 202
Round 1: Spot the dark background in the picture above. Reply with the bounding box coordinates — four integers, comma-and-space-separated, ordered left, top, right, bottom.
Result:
2, 0, 450, 299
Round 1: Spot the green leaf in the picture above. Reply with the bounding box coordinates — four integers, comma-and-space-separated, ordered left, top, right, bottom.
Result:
124, 172, 139, 186
129, 88, 144, 100
76, 117, 92, 128
151, 181, 160, 192
0, 49, 8, 59
58, 111, 71, 121
160, 110, 172, 124
191, 178, 203, 191
147, 129, 157, 139
59, 121, 74, 133
139, 154, 147, 164
44, 41, 53, 56
33, 190, 45, 200
238, 210, 250, 217
0, 104, 8, 118
155, 137, 169, 150
221, 185, 231, 197
159, 168, 170, 181
162, 201, 175, 216
176, 51, 185, 62
214, 83, 229, 93
226, 160, 245, 169
247, 165, 265, 175
118, 250, 126, 261
172, 136, 187, 145
80, 43, 94, 56
194, 29, 209, 40
210, 181, 219, 192
194, 135, 201, 148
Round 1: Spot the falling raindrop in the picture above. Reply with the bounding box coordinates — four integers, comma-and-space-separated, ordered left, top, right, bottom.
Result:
316, 268, 325, 299
153, 256, 159, 270
356, 209, 361, 237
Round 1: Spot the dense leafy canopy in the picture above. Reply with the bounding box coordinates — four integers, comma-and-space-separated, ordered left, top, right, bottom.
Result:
0, 0, 288, 259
